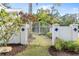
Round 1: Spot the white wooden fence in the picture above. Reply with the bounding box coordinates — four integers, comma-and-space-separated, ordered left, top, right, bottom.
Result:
8, 24, 30, 45
52, 24, 78, 45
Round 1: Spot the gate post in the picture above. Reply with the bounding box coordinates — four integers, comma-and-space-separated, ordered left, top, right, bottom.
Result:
70, 24, 78, 41
20, 24, 29, 45
52, 24, 59, 45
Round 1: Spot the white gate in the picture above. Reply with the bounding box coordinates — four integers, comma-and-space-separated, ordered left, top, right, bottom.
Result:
32, 22, 51, 34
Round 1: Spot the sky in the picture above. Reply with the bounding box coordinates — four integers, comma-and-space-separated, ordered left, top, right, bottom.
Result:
9, 3, 79, 16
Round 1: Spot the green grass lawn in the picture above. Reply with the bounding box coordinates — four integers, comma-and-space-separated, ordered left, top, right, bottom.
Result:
16, 34, 51, 56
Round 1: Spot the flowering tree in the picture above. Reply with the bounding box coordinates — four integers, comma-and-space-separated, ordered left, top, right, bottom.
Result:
19, 11, 37, 31
0, 9, 23, 46
19, 11, 37, 23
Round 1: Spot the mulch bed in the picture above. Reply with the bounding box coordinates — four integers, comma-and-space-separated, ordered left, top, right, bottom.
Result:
48, 46, 79, 56
0, 44, 27, 56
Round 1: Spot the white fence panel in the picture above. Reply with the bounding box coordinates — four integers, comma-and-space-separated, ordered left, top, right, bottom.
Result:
52, 24, 78, 45
8, 24, 30, 45
8, 32, 21, 44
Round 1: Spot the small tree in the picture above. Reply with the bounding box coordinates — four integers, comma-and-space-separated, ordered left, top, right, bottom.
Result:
36, 8, 60, 25
0, 9, 23, 46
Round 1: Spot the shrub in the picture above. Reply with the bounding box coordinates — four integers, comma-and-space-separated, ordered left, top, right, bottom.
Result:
64, 41, 76, 51
54, 37, 79, 52
74, 39, 79, 52
46, 32, 52, 38
74, 38, 79, 46
54, 37, 64, 51
74, 46, 79, 52
0, 9, 24, 46
64, 40, 79, 52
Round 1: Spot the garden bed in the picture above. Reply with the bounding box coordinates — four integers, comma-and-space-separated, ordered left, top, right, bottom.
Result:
48, 46, 79, 56
0, 44, 27, 56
